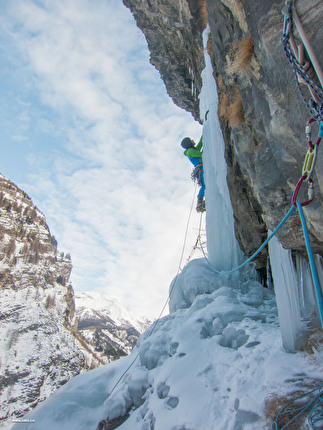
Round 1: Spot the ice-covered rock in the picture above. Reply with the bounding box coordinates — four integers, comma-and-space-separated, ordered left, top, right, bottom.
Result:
15, 260, 322, 430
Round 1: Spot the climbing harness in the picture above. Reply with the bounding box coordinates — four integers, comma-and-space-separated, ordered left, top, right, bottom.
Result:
191, 164, 203, 186
281, 0, 323, 121
272, 383, 323, 430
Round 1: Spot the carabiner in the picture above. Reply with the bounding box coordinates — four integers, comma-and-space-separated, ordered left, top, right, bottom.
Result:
292, 176, 314, 207
282, 0, 293, 35
302, 145, 318, 181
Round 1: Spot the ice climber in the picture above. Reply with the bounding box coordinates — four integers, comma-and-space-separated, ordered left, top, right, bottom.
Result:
181, 136, 205, 212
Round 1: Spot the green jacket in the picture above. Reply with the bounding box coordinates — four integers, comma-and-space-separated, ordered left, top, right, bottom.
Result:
183, 136, 203, 160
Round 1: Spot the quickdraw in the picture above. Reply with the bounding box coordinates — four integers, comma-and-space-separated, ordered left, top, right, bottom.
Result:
282, 3, 323, 207
292, 119, 320, 207
306, 118, 321, 150
302, 147, 317, 181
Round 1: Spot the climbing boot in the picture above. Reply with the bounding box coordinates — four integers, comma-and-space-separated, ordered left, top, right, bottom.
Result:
196, 197, 206, 213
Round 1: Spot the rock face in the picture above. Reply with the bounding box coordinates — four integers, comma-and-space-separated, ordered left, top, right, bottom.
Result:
0, 174, 100, 423
75, 291, 150, 364
207, 0, 323, 263
123, 0, 323, 265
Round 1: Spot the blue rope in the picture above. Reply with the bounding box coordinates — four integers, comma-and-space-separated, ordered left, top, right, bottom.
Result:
202, 202, 323, 327
308, 386, 323, 428
272, 384, 323, 429
202, 205, 296, 275
296, 201, 323, 328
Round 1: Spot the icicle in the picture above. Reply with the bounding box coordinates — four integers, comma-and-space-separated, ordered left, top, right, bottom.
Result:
315, 254, 323, 285
199, 27, 243, 271
295, 252, 317, 325
268, 234, 303, 352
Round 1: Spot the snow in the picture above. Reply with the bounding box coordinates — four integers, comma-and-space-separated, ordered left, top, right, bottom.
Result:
14, 261, 322, 430
0, 281, 95, 427
11, 26, 323, 430
75, 291, 149, 332
11, 360, 126, 429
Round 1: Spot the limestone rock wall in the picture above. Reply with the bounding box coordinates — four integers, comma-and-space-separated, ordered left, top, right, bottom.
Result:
207, 0, 323, 262
123, 0, 323, 265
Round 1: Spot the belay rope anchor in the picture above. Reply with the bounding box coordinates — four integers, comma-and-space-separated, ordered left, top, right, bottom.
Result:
280, 0, 323, 327
270, 6, 323, 428
291, 119, 322, 207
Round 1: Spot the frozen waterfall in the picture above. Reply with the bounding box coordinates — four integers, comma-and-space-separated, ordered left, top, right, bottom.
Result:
199, 29, 243, 271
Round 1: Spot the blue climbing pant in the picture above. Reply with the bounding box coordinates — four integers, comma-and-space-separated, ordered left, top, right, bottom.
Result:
198, 169, 205, 198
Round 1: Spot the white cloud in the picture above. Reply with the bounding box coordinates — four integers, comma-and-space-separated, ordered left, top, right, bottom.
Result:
1, 0, 203, 319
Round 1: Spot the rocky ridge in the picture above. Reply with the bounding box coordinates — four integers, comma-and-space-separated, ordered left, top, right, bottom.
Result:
0, 173, 100, 423
122, 0, 323, 267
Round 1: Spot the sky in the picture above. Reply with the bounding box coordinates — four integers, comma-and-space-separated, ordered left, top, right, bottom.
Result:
0, 0, 203, 319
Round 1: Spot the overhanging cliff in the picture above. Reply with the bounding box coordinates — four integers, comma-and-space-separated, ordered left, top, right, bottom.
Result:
123, 0, 323, 266
122, 0, 205, 122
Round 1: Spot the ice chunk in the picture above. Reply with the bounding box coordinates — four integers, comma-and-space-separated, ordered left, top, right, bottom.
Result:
212, 318, 224, 335
234, 409, 261, 429
157, 382, 170, 399
166, 396, 179, 409
126, 369, 149, 408
107, 396, 128, 422
139, 341, 168, 370
219, 327, 249, 349
240, 280, 264, 307
268, 235, 302, 352
169, 259, 226, 313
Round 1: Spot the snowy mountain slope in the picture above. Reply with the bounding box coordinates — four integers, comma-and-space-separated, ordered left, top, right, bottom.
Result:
75, 291, 150, 333
0, 174, 103, 427
75, 291, 150, 363
15, 260, 323, 430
